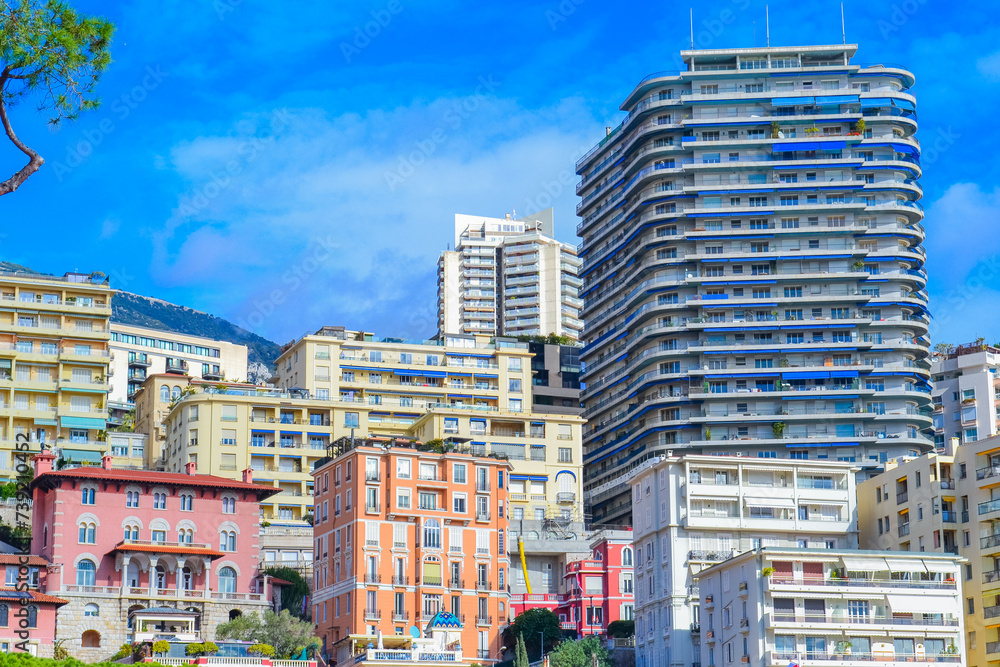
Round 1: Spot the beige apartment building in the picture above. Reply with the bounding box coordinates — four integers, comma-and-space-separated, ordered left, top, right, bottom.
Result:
931, 342, 1000, 449
858, 434, 1000, 666
0, 270, 112, 474
150, 328, 584, 529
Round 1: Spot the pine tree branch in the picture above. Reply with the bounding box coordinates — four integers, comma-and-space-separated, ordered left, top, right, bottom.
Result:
0, 69, 45, 196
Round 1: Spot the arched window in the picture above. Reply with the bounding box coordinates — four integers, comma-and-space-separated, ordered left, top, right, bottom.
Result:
181, 567, 193, 590
218, 566, 237, 594
78, 522, 96, 544
171, 386, 181, 400
25, 605, 36, 629
220, 530, 237, 552
423, 519, 441, 549
126, 491, 139, 508
422, 556, 442, 585
0, 604, 7, 626
81, 629, 100, 647
178, 528, 193, 544
180, 493, 194, 511
155, 565, 166, 590
127, 604, 144, 629
124, 524, 139, 541
160, 385, 170, 402
153, 492, 167, 509
528, 531, 539, 540
84, 603, 99, 617
81, 487, 95, 505
76, 559, 96, 587
222, 496, 236, 514
621, 547, 634, 567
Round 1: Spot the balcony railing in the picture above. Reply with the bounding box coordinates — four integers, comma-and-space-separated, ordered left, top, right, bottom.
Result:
688, 550, 735, 562
984, 535, 1000, 550
898, 523, 910, 537
770, 576, 957, 590
896, 491, 908, 503
365, 574, 382, 584
977, 465, 1000, 480
392, 575, 409, 586
364, 608, 382, 620
980, 499, 1000, 516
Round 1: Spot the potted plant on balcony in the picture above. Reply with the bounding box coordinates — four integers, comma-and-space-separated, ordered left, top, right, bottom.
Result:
770, 121, 780, 139
771, 422, 786, 439
152, 640, 170, 657
761, 567, 774, 577
704, 428, 712, 440
248, 643, 276, 658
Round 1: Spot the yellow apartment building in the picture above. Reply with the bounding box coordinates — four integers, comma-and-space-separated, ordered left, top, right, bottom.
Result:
151, 328, 585, 527
273, 327, 585, 519
858, 434, 1000, 666
0, 270, 111, 474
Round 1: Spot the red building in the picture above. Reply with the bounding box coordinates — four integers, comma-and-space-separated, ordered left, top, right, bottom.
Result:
510, 530, 633, 638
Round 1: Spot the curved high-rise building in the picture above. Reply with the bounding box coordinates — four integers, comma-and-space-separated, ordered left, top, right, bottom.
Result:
577, 45, 933, 526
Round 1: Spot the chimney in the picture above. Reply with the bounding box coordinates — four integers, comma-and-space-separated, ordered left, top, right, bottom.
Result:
185, 461, 197, 475
101, 454, 114, 470
242, 467, 253, 484
33, 452, 56, 476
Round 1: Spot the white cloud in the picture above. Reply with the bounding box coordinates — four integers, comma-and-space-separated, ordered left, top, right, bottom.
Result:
147, 93, 600, 342
99, 218, 121, 239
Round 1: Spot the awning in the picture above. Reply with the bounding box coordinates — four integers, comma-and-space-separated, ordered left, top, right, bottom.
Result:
775, 141, 820, 151
772, 96, 814, 106
815, 94, 860, 104
841, 556, 887, 571
60, 416, 106, 429
782, 371, 830, 380
60, 448, 103, 462
891, 98, 916, 111
33, 419, 57, 426
884, 557, 926, 573
922, 559, 958, 574
744, 497, 796, 508
860, 97, 892, 108
885, 594, 956, 614
819, 141, 846, 150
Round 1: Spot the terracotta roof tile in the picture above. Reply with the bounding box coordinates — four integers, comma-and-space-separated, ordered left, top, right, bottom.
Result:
0, 588, 68, 605
32, 467, 280, 498
0, 555, 49, 566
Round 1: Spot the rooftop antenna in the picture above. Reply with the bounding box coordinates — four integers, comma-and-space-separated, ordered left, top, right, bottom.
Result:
766, 5, 770, 47
840, 2, 846, 44
689, 8, 694, 49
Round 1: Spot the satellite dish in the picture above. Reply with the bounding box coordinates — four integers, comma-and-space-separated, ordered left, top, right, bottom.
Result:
409, 626, 420, 638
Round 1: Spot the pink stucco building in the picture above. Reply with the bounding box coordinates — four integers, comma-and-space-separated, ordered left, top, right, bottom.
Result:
30, 451, 281, 661
0, 554, 66, 657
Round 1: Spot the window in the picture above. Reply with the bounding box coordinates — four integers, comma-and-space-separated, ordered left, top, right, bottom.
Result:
78, 521, 96, 544
218, 566, 237, 593
81, 487, 95, 505
345, 412, 360, 428
220, 530, 237, 551
423, 519, 442, 549
222, 496, 236, 514
76, 559, 96, 587
153, 492, 167, 509
84, 603, 99, 617
180, 494, 193, 511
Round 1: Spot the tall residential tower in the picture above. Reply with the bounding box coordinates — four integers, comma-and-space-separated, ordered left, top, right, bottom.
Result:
437, 209, 583, 340
577, 45, 932, 525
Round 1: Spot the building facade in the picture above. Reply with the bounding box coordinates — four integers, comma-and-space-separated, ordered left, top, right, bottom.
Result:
108, 322, 248, 410
528, 342, 582, 416
576, 44, 932, 525
931, 343, 1000, 448
697, 548, 964, 667
437, 209, 583, 340
857, 434, 1000, 666
0, 270, 112, 475
311, 438, 510, 663
631, 454, 858, 667
29, 451, 278, 661
509, 529, 634, 638
0, 554, 66, 657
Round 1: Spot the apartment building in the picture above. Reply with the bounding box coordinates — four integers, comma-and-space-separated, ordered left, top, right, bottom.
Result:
274, 327, 585, 520
931, 342, 1000, 448
576, 44, 932, 526
0, 554, 66, 657
631, 454, 858, 667
311, 437, 510, 662
108, 322, 248, 409
858, 434, 1000, 666
29, 450, 279, 661
528, 341, 582, 416
0, 270, 112, 474
437, 209, 583, 340
696, 548, 964, 667
509, 529, 634, 637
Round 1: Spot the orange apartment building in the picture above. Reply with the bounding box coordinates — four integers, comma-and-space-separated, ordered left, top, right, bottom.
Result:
312, 436, 512, 664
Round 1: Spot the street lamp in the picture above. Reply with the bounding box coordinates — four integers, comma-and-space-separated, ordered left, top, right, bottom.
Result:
539, 631, 544, 662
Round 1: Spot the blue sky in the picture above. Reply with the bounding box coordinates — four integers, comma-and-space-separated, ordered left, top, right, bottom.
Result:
2, 0, 999, 347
